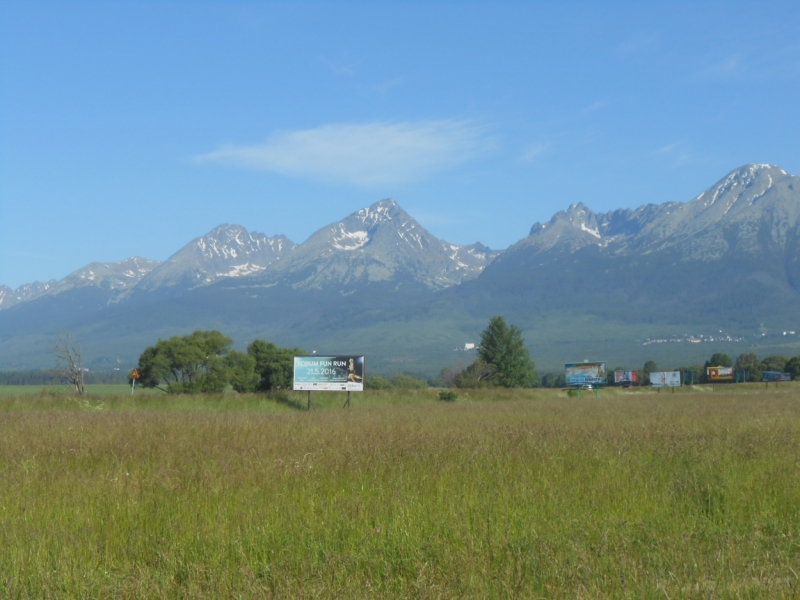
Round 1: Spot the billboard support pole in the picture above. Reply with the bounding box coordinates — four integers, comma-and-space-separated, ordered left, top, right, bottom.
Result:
307, 391, 311, 411
343, 391, 351, 408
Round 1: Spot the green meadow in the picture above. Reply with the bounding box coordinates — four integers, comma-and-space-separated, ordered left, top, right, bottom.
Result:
1, 385, 799, 598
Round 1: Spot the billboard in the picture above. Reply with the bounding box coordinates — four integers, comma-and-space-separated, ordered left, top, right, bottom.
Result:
614, 370, 638, 383
293, 356, 365, 391
763, 371, 792, 382
650, 371, 681, 387
707, 366, 733, 381
565, 362, 607, 385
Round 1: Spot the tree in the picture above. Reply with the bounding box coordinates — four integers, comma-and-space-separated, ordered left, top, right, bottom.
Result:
137, 330, 235, 393
226, 350, 259, 393
248, 340, 305, 391
734, 353, 762, 382
477, 316, 535, 388
442, 359, 495, 389
54, 333, 85, 395
642, 360, 658, 384
760, 355, 789, 374
540, 372, 566, 388
706, 353, 732, 367
785, 356, 800, 381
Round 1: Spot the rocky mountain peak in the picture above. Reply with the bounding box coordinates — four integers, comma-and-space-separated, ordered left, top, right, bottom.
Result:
256, 199, 498, 290
312, 199, 426, 256
0, 280, 56, 310
352, 198, 400, 228
132, 225, 297, 292
530, 202, 602, 234
522, 202, 606, 254
519, 163, 800, 262
691, 163, 789, 214
195, 224, 292, 260
48, 257, 161, 295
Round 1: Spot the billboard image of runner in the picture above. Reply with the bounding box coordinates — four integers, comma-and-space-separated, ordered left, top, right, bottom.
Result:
565, 362, 607, 385
650, 371, 681, 387
293, 356, 365, 391
614, 370, 638, 383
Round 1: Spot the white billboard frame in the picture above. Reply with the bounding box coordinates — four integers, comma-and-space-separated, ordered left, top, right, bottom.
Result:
565, 362, 607, 386
650, 371, 681, 387
293, 355, 365, 392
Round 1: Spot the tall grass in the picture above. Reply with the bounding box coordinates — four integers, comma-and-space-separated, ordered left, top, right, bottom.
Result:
1, 388, 799, 597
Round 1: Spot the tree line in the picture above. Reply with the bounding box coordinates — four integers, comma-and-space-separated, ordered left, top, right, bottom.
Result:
0, 369, 128, 386
134, 330, 303, 394
133, 316, 537, 394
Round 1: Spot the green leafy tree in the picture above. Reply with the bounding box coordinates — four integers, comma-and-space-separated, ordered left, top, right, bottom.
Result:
734, 353, 762, 382
785, 356, 800, 381
137, 330, 234, 394
226, 350, 259, 393
760, 355, 789, 374
642, 360, 658, 384
248, 340, 305, 391
706, 353, 732, 367
477, 316, 535, 388
540, 372, 566, 388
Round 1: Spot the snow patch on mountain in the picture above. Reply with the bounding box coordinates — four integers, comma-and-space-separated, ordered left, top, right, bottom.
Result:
332, 229, 370, 250
216, 263, 268, 277
581, 223, 601, 238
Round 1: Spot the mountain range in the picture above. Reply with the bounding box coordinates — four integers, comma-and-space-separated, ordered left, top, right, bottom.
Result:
2, 164, 799, 374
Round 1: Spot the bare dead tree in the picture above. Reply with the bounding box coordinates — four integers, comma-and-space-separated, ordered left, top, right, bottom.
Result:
441, 359, 495, 389
54, 333, 86, 395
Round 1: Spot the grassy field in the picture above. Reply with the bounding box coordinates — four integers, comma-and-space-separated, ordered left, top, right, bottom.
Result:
0, 383, 163, 397
2, 385, 800, 598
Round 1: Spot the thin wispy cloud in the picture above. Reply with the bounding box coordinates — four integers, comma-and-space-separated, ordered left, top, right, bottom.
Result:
694, 45, 800, 82
521, 142, 550, 163
617, 32, 659, 56
372, 77, 404, 94
320, 55, 356, 76
695, 55, 742, 80
581, 101, 605, 114
656, 141, 690, 168
196, 120, 493, 186
656, 142, 680, 154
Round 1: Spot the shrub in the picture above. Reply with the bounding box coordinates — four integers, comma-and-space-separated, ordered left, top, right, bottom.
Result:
389, 374, 428, 389
365, 376, 394, 390
438, 390, 457, 402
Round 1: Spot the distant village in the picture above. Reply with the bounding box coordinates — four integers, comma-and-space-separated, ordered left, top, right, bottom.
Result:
642, 330, 797, 346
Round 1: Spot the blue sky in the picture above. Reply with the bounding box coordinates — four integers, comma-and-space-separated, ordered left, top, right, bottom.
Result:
2, 1, 799, 289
